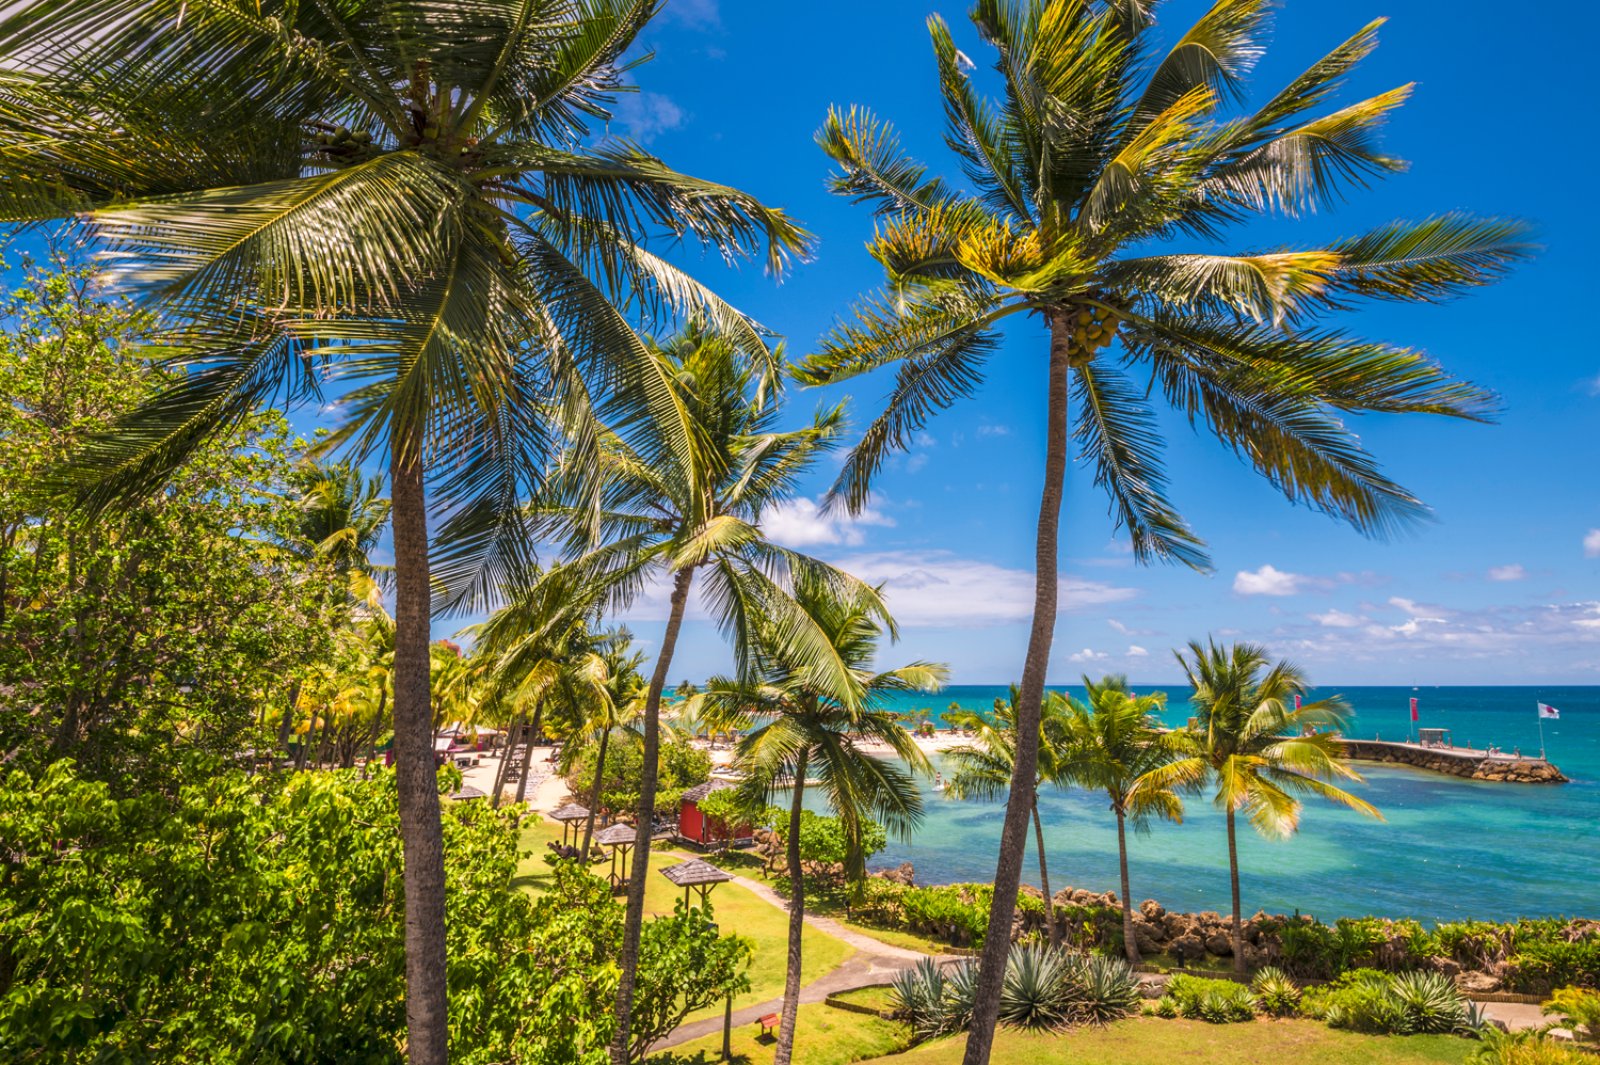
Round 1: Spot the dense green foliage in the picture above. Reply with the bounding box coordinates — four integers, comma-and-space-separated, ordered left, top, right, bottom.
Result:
0, 248, 346, 789
1299, 970, 1477, 1037
850, 878, 1116, 951
1156, 975, 1258, 1024
564, 733, 711, 819
0, 760, 749, 1063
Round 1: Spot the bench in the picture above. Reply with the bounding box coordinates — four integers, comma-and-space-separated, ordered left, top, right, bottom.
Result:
757, 1013, 780, 1039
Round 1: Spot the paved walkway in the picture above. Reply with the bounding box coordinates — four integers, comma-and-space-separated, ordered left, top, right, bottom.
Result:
650, 861, 948, 1051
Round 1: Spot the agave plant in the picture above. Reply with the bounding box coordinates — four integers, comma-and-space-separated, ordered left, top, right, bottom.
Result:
1065, 954, 1143, 1025
1249, 966, 1302, 1017
1389, 970, 1469, 1034
892, 958, 953, 1038
999, 944, 1072, 1030
943, 961, 982, 1035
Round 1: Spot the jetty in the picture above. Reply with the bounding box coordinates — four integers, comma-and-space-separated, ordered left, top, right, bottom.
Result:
1338, 737, 1567, 783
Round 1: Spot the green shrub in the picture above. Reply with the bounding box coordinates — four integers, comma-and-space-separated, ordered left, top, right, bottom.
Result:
891, 958, 955, 1039
1301, 968, 1470, 1036
1249, 966, 1301, 1016
1543, 986, 1600, 1042
1165, 975, 1256, 1023
1512, 940, 1600, 994
1150, 996, 1179, 1019
1469, 1027, 1590, 1065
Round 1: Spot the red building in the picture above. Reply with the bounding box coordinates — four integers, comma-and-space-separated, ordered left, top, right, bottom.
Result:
677, 779, 750, 849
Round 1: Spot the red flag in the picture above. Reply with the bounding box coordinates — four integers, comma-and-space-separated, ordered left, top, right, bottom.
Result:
1410, 697, 1419, 722
1294, 694, 1302, 711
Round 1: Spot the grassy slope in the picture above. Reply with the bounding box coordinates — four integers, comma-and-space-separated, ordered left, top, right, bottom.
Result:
651, 1002, 911, 1065
515, 818, 855, 1019
868, 1019, 1474, 1065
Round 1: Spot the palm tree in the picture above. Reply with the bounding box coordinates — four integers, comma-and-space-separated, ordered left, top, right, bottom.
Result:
1057, 676, 1183, 963
942, 687, 1071, 947
283, 460, 391, 592
698, 576, 944, 1065
530, 323, 882, 1058
571, 629, 648, 856
0, 5, 808, 1057
796, 7, 1527, 1058
1153, 640, 1380, 974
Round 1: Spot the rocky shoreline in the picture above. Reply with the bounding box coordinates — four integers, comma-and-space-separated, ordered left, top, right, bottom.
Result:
1338, 739, 1568, 783
867, 864, 1594, 996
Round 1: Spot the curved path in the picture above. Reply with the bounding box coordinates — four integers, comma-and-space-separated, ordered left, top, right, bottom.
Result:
651, 863, 947, 1051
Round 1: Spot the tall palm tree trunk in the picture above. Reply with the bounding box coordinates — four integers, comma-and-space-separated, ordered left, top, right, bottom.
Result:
1226, 804, 1244, 975
612, 565, 694, 1065
491, 712, 522, 809
774, 751, 810, 1065
512, 705, 540, 806
580, 727, 611, 858
963, 313, 1071, 1065
1030, 800, 1057, 949
389, 442, 449, 1065
1116, 808, 1139, 963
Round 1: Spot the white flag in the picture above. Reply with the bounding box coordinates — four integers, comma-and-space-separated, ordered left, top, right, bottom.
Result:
1538, 702, 1561, 720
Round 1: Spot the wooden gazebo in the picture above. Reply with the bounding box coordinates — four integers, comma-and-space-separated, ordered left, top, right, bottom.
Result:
549, 803, 591, 849
594, 823, 639, 893
659, 858, 732, 908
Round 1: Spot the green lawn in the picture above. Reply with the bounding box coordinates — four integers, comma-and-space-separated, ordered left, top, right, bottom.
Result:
864, 1019, 1475, 1065
651, 1002, 912, 1065
828, 985, 898, 1013
514, 818, 856, 1020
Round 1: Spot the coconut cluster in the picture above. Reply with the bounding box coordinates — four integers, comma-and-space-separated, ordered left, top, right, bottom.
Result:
1069, 303, 1123, 356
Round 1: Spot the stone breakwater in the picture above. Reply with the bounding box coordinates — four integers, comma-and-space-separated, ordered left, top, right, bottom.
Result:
1338, 739, 1568, 783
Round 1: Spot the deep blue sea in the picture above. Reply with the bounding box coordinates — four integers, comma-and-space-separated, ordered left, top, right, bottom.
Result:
854, 685, 1599, 924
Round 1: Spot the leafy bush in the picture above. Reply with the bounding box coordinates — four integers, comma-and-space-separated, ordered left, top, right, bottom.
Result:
1164, 975, 1256, 1023
1470, 1027, 1590, 1065
1301, 968, 1470, 1036
1511, 940, 1600, 994
1150, 996, 1179, 1018
0, 762, 748, 1063
1543, 986, 1600, 1042
1250, 967, 1302, 1016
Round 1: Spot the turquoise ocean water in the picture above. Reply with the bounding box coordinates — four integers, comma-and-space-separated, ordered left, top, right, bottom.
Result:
854, 685, 1599, 924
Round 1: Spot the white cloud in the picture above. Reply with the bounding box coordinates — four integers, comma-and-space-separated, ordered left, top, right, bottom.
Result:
610, 92, 686, 143
1588, 373, 1600, 397
976, 423, 1011, 437
1108, 618, 1157, 636
825, 551, 1137, 627
1488, 564, 1527, 582
1586, 529, 1600, 558
762, 497, 893, 548
664, 0, 720, 28
1127, 645, 1149, 657
1068, 648, 1109, 663
1311, 609, 1364, 628
1233, 564, 1306, 596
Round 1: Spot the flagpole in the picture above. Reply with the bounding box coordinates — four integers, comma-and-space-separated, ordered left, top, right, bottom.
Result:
1538, 711, 1546, 761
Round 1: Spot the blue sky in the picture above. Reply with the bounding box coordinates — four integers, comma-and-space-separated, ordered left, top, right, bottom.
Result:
564, 0, 1600, 687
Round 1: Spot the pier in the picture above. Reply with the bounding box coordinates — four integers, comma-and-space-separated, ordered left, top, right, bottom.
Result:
1338, 738, 1567, 783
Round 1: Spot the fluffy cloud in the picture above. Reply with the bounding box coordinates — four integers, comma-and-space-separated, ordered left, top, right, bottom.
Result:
762, 497, 893, 548
664, 0, 720, 28
1311, 609, 1365, 628
1127, 645, 1149, 657
610, 92, 686, 143
825, 551, 1136, 627
1233, 564, 1307, 596
1068, 648, 1109, 663
1586, 529, 1600, 558
1488, 564, 1527, 582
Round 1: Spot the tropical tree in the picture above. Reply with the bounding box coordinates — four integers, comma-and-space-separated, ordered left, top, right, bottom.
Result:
470, 558, 640, 810
1154, 640, 1380, 974
797, 6, 1527, 1058
531, 322, 884, 1056
942, 687, 1072, 947
281, 460, 391, 597
1057, 675, 1182, 962
0, 5, 809, 1055
697, 576, 944, 1065
569, 629, 648, 855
